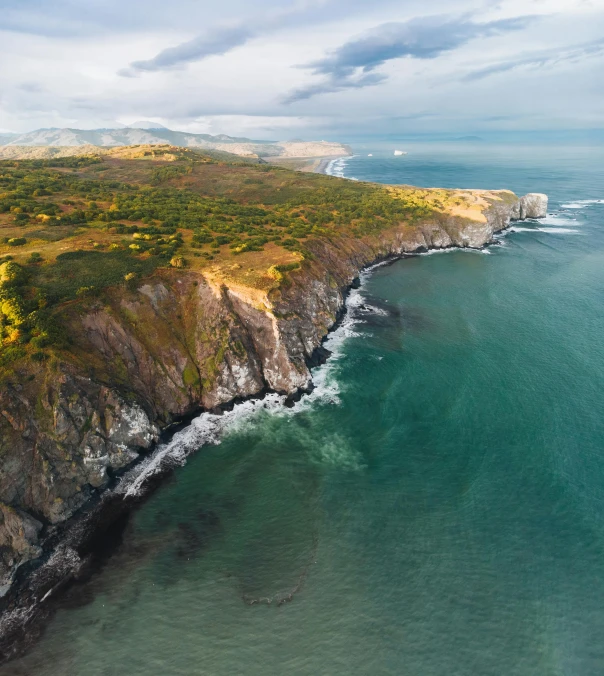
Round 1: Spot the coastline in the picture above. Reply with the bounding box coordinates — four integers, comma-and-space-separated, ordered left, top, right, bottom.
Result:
0, 247, 392, 664
0, 242, 477, 663
318, 155, 356, 178
0, 184, 548, 665
314, 157, 336, 174
267, 154, 350, 174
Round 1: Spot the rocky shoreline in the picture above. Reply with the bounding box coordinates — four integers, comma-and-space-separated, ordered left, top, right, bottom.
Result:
0, 190, 548, 664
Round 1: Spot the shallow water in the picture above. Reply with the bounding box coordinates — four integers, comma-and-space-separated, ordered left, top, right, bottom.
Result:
5, 144, 604, 675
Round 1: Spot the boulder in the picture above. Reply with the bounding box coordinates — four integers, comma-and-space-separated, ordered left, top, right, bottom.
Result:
520, 193, 548, 219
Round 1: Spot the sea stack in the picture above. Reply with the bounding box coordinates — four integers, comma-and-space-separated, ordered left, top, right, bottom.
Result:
520, 193, 548, 219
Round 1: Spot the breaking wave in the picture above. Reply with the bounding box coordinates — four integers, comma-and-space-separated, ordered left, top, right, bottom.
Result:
418, 246, 492, 256
539, 213, 581, 227
510, 203, 588, 236
538, 227, 581, 234
325, 156, 358, 181
119, 196, 594, 497
325, 157, 348, 178
119, 263, 386, 497
509, 226, 580, 235
560, 199, 603, 209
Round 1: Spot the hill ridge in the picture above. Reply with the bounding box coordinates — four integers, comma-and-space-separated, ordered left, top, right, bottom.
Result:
1, 127, 351, 160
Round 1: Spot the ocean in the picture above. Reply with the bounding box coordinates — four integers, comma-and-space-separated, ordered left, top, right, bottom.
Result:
4, 143, 604, 675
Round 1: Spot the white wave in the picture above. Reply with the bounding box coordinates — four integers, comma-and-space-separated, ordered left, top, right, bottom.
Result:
293, 277, 377, 411
119, 263, 391, 496
360, 303, 389, 316
417, 246, 490, 256
120, 393, 288, 497
560, 199, 603, 209
117, 201, 590, 498
510, 226, 580, 235
539, 213, 580, 227
325, 155, 357, 179
324, 159, 339, 176
538, 227, 581, 234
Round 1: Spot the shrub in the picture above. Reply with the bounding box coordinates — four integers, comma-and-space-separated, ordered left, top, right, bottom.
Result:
267, 261, 301, 282
7, 238, 26, 247
30, 334, 51, 349
0, 346, 26, 366
170, 256, 186, 268
0, 261, 25, 284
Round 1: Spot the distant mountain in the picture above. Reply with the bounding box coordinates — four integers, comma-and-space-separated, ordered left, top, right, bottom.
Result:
3, 127, 267, 148
0, 126, 351, 160
0, 132, 18, 145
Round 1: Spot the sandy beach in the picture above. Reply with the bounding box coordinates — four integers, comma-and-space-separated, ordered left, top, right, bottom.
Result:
268, 155, 346, 174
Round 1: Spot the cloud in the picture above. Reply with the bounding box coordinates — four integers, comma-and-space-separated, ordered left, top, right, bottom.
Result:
285, 13, 538, 101
284, 72, 387, 103
118, 0, 333, 77
119, 25, 255, 77
462, 37, 604, 80
2, 0, 602, 136
0, 0, 261, 37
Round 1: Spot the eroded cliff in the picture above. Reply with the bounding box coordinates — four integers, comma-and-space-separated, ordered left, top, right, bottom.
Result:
0, 189, 548, 593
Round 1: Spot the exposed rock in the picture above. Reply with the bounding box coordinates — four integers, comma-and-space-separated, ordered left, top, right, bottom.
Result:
0, 372, 159, 532
0, 190, 545, 592
0, 505, 42, 593
520, 193, 548, 219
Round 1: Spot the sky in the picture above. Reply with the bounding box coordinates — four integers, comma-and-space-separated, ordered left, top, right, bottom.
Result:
1, 0, 603, 139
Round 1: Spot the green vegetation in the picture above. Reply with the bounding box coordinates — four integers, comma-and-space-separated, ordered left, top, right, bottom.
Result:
0, 260, 66, 366
0, 145, 479, 370
31, 250, 162, 304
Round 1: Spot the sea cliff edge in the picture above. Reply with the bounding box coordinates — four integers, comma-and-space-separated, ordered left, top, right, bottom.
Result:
0, 188, 547, 662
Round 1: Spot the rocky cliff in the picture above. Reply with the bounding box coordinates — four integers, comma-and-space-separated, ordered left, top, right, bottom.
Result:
0, 190, 547, 597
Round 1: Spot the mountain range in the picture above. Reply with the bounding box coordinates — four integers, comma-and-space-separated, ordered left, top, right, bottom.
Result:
0, 123, 350, 159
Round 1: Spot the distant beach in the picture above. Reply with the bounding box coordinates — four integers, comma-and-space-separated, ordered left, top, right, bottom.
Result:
314, 158, 334, 174
268, 155, 350, 174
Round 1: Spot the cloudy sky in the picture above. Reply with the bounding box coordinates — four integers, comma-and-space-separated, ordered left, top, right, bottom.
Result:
1, 0, 603, 139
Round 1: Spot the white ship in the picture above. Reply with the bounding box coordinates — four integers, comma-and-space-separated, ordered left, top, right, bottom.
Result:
393, 150, 407, 156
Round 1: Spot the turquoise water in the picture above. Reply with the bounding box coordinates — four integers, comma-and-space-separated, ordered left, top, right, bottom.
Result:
4, 144, 604, 675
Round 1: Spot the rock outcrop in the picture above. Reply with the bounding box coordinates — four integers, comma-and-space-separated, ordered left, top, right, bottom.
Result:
0, 189, 545, 593
0, 506, 42, 596
520, 193, 548, 219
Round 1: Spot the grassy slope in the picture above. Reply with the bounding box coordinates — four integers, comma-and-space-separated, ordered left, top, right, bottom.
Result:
0, 144, 503, 377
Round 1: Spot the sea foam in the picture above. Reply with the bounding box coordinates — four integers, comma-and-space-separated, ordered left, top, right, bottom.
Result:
539, 213, 580, 227
118, 183, 592, 498
510, 226, 580, 235
119, 264, 383, 497
560, 199, 603, 209
325, 156, 358, 181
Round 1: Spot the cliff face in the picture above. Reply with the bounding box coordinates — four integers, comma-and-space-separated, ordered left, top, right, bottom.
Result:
0, 190, 546, 591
